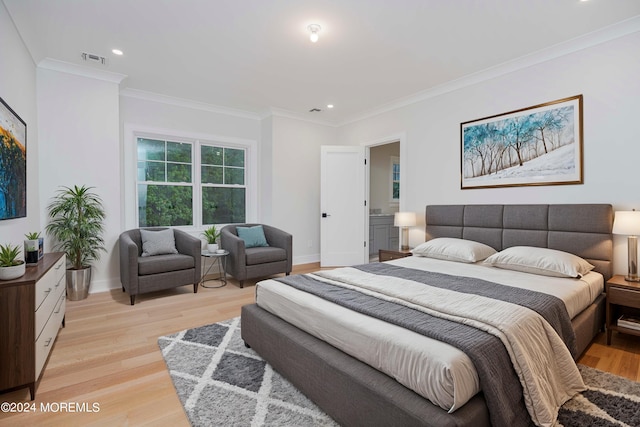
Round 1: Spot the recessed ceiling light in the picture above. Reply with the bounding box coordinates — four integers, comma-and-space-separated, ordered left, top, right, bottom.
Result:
112, 49, 123, 55
327, 104, 334, 109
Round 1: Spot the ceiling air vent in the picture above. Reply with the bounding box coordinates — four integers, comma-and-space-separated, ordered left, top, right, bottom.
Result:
81, 52, 107, 65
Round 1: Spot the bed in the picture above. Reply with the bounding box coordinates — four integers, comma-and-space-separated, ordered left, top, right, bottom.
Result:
241, 204, 612, 426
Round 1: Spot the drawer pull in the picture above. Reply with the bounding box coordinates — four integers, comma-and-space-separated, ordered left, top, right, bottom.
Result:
44, 338, 53, 347
44, 288, 52, 295
55, 262, 64, 270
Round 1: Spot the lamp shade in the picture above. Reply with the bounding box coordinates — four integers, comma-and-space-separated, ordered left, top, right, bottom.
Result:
394, 212, 416, 227
612, 211, 640, 235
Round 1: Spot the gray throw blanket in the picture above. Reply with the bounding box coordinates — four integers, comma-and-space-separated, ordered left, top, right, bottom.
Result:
276, 264, 577, 427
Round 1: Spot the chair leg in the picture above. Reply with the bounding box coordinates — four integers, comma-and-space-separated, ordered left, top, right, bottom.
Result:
130, 295, 135, 305
122, 285, 125, 292
240, 280, 244, 288
193, 283, 198, 293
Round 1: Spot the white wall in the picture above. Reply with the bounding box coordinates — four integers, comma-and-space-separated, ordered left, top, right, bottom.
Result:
270, 115, 338, 264
337, 31, 640, 275
37, 68, 121, 293
0, 3, 39, 250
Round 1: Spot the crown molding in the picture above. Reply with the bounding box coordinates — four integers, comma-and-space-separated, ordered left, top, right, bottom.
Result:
340, 16, 640, 126
119, 88, 263, 121
37, 57, 127, 83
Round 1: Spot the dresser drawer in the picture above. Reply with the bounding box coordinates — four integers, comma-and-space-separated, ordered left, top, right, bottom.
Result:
35, 292, 65, 378
608, 286, 640, 309
35, 269, 65, 340
35, 256, 65, 311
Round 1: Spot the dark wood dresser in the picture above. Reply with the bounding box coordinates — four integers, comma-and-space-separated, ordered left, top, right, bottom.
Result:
0, 252, 66, 399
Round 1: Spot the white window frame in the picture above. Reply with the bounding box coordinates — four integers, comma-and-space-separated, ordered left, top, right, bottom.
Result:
123, 124, 258, 232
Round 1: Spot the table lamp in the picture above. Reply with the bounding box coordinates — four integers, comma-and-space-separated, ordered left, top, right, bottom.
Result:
394, 212, 416, 251
612, 210, 640, 282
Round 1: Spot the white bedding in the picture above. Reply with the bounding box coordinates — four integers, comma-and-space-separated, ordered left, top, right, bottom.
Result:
255, 257, 603, 414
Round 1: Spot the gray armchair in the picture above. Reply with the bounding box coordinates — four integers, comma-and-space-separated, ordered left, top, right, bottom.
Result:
119, 227, 202, 305
220, 224, 292, 288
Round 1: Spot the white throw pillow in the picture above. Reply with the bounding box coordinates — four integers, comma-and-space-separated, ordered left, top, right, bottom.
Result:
140, 228, 178, 257
411, 238, 497, 263
483, 246, 594, 278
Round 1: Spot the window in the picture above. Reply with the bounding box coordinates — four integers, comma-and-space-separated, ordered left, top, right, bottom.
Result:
200, 144, 246, 224
136, 137, 247, 227
391, 156, 400, 202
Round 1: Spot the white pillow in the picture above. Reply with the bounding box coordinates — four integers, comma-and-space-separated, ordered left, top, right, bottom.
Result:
411, 238, 497, 263
140, 229, 178, 257
483, 246, 594, 278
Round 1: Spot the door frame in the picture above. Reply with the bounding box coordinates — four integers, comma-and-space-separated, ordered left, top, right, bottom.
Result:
362, 132, 408, 254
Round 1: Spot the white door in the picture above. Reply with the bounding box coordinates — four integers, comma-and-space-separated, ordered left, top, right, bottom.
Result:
320, 146, 367, 267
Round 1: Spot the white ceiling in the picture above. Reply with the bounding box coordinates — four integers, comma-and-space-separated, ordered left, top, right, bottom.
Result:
4, 0, 640, 124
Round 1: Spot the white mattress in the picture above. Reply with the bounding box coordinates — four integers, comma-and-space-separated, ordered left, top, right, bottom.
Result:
255, 257, 603, 413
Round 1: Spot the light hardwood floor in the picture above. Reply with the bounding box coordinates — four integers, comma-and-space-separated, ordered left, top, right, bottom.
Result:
1, 262, 639, 426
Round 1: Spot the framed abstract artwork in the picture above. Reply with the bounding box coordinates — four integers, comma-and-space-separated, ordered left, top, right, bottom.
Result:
461, 95, 583, 189
0, 96, 27, 220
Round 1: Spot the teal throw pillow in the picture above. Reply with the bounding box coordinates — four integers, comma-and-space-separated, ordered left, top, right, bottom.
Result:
237, 225, 269, 248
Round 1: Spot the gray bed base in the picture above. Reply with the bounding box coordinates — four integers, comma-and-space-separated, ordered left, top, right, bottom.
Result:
241, 204, 612, 427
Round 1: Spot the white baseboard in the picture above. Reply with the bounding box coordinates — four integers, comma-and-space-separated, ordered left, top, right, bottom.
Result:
293, 253, 320, 265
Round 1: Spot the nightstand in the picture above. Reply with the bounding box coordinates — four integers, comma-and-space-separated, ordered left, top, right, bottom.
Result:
606, 275, 640, 345
378, 249, 412, 262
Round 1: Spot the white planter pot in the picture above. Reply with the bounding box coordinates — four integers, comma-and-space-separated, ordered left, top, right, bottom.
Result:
0, 262, 26, 280
207, 243, 218, 253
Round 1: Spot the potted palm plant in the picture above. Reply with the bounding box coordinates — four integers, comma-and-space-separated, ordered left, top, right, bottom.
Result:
202, 225, 221, 253
0, 243, 26, 280
46, 185, 106, 300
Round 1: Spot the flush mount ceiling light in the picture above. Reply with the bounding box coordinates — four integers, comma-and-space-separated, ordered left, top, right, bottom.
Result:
112, 49, 123, 56
307, 24, 321, 43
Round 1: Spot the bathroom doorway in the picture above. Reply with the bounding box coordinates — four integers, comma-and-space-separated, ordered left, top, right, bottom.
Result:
368, 141, 400, 261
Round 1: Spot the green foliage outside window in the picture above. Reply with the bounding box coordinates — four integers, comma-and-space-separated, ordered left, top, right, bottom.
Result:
202, 187, 246, 224
138, 185, 193, 226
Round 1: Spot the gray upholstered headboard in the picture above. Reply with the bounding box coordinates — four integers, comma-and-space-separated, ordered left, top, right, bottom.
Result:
425, 204, 613, 281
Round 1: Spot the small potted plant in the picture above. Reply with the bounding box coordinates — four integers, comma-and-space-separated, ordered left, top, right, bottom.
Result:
24, 231, 41, 266
202, 225, 221, 253
0, 243, 26, 280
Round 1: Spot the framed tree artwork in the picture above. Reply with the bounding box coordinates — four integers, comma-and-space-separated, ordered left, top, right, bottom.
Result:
0, 96, 27, 220
461, 95, 583, 189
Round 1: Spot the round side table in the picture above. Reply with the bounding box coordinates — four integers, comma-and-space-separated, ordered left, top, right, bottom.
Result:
200, 250, 229, 288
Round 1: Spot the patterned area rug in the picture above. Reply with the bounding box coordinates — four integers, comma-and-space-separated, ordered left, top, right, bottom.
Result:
159, 318, 640, 427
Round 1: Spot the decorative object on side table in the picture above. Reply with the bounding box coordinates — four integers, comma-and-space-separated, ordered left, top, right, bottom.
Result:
46, 185, 106, 300
605, 275, 640, 344
394, 212, 416, 251
202, 224, 221, 253
24, 231, 41, 266
0, 243, 26, 280
612, 210, 640, 281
